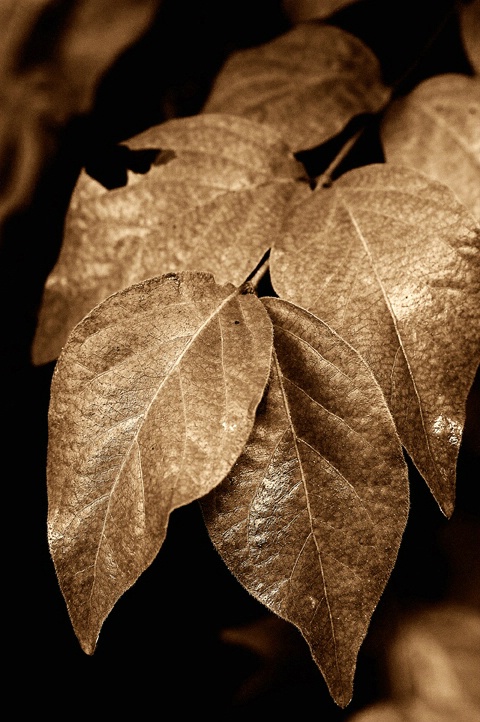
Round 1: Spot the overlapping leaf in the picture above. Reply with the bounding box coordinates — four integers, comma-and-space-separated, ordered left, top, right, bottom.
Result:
32, 113, 307, 365
202, 23, 391, 152
47, 271, 273, 655
202, 298, 409, 708
381, 74, 480, 220
270, 164, 480, 515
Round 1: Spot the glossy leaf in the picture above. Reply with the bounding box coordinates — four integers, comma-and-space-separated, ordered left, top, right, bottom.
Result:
282, 0, 362, 23
381, 74, 480, 220
460, 0, 480, 74
270, 164, 480, 515
202, 297, 409, 707
202, 23, 391, 152
47, 271, 273, 655
32, 113, 307, 365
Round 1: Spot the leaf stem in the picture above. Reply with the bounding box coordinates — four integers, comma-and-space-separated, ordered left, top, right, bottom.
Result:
242, 250, 271, 294
314, 128, 365, 189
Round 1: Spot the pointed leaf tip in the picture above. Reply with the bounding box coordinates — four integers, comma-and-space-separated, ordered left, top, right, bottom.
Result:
271, 164, 480, 515
203, 298, 409, 706
47, 272, 273, 653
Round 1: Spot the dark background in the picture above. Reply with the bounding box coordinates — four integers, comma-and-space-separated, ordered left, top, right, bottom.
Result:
2, 0, 479, 718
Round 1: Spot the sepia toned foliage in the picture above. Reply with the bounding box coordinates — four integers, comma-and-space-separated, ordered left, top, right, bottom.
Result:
4, 0, 479, 714
202, 298, 409, 706
381, 74, 480, 219
203, 23, 391, 152
47, 272, 273, 654
270, 164, 480, 516
32, 114, 308, 364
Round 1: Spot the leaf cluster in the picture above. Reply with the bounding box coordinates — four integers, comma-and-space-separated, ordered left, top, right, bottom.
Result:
29, 0, 480, 709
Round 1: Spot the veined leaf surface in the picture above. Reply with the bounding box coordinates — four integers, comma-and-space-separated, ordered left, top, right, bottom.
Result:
202, 298, 409, 708
270, 164, 480, 515
47, 272, 273, 655
203, 23, 391, 152
32, 113, 306, 365
381, 74, 480, 219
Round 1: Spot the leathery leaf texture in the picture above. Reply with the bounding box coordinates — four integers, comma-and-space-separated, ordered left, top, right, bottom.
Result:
202, 298, 409, 708
32, 113, 306, 365
270, 164, 480, 516
203, 23, 391, 153
47, 272, 273, 655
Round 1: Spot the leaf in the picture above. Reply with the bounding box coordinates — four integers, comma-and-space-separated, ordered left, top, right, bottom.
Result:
202, 23, 391, 152
460, 0, 480, 74
381, 74, 480, 220
270, 164, 480, 516
47, 271, 273, 655
32, 113, 306, 365
202, 297, 409, 708
282, 0, 362, 23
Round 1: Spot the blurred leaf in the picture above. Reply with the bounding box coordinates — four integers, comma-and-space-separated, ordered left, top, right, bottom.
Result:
270, 164, 480, 516
460, 0, 480, 74
282, 0, 363, 23
202, 297, 409, 708
32, 113, 307, 365
47, 271, 273, 655
388, 604, 480, 717
203, 23, 391, 152
381, 74, 480, 220
0, 0, 161, 222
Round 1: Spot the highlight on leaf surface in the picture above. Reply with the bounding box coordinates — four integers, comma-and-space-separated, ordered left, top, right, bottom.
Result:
202, 23, 391, 152
381, 74, 480, 220
47, 271, 273, 655
202, 297, 409, 708
270, 164, 480, 516
32, 113, 307, 365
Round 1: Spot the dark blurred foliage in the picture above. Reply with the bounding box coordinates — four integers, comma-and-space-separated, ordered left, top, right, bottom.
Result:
1, 1, 478, 719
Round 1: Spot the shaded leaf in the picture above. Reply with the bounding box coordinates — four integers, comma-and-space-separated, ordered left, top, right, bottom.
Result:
202, 23, 391, 152
202, 297, 409, 707
282, 0, 362, 23
270, 164, 480, 515
460, 0, 480, 74
47, 271, 273, 655
381, 74, 480, 220
32, 113, 306, 365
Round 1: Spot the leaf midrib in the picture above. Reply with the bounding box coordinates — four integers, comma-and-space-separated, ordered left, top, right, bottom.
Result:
87, 282, 239, 619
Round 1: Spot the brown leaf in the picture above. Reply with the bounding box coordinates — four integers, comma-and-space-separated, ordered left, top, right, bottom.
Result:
282, 0, 361, 23
381, 74, 480, 220
460, 0, 480, 75
202, 23, 391, 152
202, 297, 409, 708
32, 113, 306, 365
47, 271, 273, 655
270, 164, 480, 516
